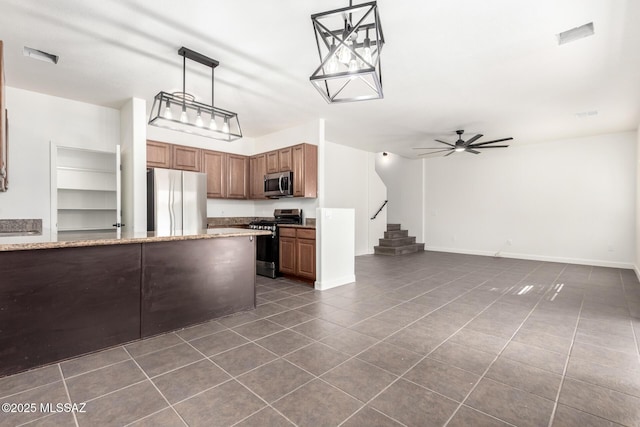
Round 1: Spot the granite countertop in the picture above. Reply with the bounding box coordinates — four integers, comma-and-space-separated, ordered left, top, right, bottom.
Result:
278, 224, 316, 229
0, 228, 271, 252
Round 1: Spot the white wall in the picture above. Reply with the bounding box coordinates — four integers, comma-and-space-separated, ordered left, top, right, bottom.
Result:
0, 87, 119, 230
316, 208, 355, 290
368, 152, 388, 253
322, 140, 386, 255
375, 152, 425, 243
120, 98, 147, 232
635, 125, 640, 277
424, 131, 636, 268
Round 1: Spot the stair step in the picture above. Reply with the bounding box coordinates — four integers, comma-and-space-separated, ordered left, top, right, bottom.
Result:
379, 236, 416, 247
384, 230, 408, 239
387, 224, 401, 231
374, 243, 425, 256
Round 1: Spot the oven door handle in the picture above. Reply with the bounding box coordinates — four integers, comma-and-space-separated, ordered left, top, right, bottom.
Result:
278, 175, 284, 194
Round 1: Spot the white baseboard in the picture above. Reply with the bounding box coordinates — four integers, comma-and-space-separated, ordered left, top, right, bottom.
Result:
425, 246, 634, 270
315, 274, 356, 291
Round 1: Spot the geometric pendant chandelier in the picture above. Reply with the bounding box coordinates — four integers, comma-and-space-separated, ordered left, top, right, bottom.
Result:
310, 1, 385, 103
148, 47, 242, 141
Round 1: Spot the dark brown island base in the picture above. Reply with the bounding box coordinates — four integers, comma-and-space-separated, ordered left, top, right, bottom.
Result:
0, 228, 270, 377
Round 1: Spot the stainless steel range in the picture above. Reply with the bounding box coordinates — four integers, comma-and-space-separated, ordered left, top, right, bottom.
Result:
250, 209, 302, 278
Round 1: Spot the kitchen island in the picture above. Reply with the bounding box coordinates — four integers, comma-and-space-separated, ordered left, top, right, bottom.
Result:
0, 228, 270, 377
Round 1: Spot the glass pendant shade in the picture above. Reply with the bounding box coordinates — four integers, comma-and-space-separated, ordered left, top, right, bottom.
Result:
149, 47, 242, 141
195, 109, 204, 127
310, 1, 385, 103
163, 101, 172, 120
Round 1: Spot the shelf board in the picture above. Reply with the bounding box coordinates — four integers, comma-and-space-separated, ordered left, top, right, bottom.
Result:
57, 188, 117, 192
57, 166, 115, 174
58, 208, 117, 211
57, 227, 116, 232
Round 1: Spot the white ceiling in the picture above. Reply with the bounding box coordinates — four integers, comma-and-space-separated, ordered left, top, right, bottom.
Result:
1, 0, 639, 157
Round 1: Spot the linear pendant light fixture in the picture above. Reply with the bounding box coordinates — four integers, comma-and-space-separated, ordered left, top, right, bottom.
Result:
310, 1, 385, 103
148, 47, 242, 141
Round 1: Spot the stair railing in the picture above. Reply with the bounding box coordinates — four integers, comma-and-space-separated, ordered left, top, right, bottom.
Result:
370, 200, 388, 220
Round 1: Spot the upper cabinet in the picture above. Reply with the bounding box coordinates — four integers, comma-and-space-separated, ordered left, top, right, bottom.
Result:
146, 140, 172, 169
250, 154, 266, 199
266, 151, 279, 174
264, 147, 293, 174
202, 150, 226, 198
227, 154, 249, 199
0, 40, 7, 192
279, 147, 292, 172
146, 140, 201, 172
172, 145, 201, 171
292, 143, 317, 198
146, 140, 317, 200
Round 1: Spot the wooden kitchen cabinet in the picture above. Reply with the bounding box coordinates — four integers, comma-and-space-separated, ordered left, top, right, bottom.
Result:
279, 147, 292, 171
279, 228, 296, 275
279, 226, 316, 282
227, 154, 249, 199
266, 150, 279, 174
265, 148, 293, 174
292, 143, 318, 198
172, 144, 201, 171
146, 140, 172, 168
250, 154, 266, 199
202, 150, 226, 198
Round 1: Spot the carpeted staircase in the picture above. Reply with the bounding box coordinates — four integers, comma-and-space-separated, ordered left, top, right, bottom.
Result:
374, 224, 425, 256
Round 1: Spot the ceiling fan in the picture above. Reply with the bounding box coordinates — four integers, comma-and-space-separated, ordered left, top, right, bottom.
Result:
413, 130, 513, 157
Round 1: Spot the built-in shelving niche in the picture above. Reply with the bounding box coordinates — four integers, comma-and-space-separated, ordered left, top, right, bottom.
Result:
51, 144, 121, 233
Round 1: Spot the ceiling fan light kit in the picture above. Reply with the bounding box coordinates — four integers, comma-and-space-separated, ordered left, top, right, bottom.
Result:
310, 0, 385, 103
413, 130, 513, 157
148, 47, 242, 141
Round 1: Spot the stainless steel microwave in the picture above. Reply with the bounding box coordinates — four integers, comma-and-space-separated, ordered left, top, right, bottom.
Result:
264, 171, 293, 198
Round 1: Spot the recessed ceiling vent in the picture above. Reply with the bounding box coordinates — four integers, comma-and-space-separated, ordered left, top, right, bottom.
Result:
557, 22, 595, 45
23, 47, 59, 64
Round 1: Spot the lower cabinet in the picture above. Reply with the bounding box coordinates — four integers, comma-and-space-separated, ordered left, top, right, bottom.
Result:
279, 226, 316, 282
0, 245, 141, 377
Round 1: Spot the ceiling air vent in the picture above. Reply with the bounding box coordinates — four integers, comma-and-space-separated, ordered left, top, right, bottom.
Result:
23, 46, 59, 64
557, 22, 595, 45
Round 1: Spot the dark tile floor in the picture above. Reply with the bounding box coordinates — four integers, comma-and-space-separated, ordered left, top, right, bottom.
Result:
2, 251, 640, 427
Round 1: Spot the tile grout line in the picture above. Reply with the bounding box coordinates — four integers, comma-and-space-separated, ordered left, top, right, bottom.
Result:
57, 364, 80, 427
619, 270, 640, 364
121, 347, 190, 427
546, 299, 584, 427
440, 263, 569, 427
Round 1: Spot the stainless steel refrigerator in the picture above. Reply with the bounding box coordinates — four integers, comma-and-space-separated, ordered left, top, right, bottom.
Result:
147, 168, 207, 233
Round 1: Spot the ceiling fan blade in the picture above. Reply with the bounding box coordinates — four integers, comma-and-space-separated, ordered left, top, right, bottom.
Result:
435, 139, 455, 147
444, 151, 455, 157
412, 147, 450, 150
471, 137, 513, 147
464, 134, 483, 146
417, 149, 452, 156
466, 149, 481, 154
469, 145, 509, 149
